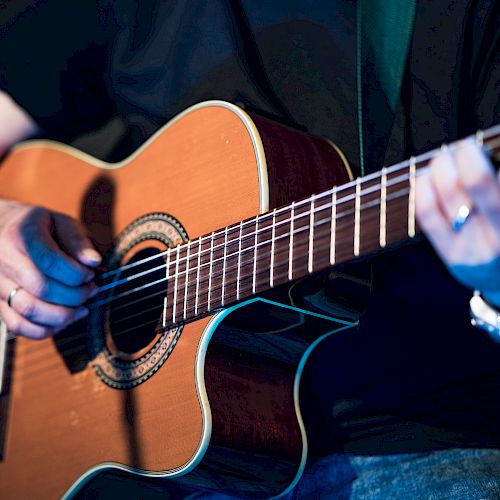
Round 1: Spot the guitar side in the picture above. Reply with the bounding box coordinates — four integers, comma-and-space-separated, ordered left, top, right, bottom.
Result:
0, 101, 352, 499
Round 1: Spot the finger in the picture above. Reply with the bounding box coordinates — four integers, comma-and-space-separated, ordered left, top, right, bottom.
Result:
17, 208, 94, 286
455, 139, 500, 232
0, 300, 54, 340
52, 213, 102, 268
415, 168, 455, 259
0, 276, 88, 329
2, 252, 98, 307
429, 147, 473, 225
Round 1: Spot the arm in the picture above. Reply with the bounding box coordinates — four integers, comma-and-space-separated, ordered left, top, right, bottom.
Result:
0, 90, 101, 339
0, 90, 39, 156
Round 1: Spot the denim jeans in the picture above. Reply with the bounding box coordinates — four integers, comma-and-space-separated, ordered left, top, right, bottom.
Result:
194, 448, 500, 499
284, 448, 500, 499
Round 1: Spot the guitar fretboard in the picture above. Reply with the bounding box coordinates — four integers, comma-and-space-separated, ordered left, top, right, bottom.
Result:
98, 126, 500, 328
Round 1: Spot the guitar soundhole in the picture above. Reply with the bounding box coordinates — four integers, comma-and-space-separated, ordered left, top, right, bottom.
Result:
108, 247, 165, 354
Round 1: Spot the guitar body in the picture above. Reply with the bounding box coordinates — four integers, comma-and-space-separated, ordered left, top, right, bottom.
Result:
0, 101, 352, 499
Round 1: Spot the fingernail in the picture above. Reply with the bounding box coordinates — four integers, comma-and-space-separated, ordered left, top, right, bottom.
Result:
81, 248, 102, 266
75, 307, 89, 321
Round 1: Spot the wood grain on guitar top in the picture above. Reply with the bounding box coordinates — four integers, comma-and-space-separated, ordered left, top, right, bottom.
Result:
0, 102, 350, 499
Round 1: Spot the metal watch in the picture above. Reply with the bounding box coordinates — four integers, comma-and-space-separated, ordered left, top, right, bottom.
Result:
470, 290, 500, 343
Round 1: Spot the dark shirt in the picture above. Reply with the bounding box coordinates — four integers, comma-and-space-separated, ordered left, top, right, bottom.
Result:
1, 0, 499, 456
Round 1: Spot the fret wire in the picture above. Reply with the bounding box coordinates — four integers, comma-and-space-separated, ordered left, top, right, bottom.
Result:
99, 126, 500, 282
162, 249, 171, 327
288, 202, 295, 280
408, 157, 416, 238
270, 209, 276, 287
99, 173, 420, 303
172, 245, 181, 324
236, 220, 243, 301
380, 167, 387, 248
330, 190, 336, 265
101, 148, 478, 322
354, 178, 361, 256
207, 232, 215, 311
195, 238, 201, 316
221, 227, 228, 306
94, 185, 416, 313
252, 216, 259, 294
475, 130, 484, 147
183, 241, 191, 320
100, 170, 418, 293
166, 203, 411, 320
96, 193, 410, 334
187, 193, 408, 308
308, 200, 315, 273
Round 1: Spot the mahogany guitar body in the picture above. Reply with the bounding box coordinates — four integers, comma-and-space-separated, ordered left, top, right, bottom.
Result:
0, 102, 352, 499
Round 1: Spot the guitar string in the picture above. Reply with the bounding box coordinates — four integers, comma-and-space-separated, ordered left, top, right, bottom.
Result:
101, 186, 408, 315
108, 188, 412, 322
109, 191, 410, 330
98, 164, 419, 283
10, 133, 500, 371
93, 172, 422, 308
94, 168, 420, 302
15, 149, 497, 375
98, 130, 500, 281
95, 129, 500, 282
13, 130, 500, 369
28, 185, 406, 359
96, 133, 500, 294
17, 188, 412, 370
14, 195, 409, 376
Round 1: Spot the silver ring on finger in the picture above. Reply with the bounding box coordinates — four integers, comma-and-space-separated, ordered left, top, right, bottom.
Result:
451, 204, 473, 232
7, 286, 22, 308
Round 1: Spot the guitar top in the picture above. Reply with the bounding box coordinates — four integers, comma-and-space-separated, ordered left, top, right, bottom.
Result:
0, 101, 498, 499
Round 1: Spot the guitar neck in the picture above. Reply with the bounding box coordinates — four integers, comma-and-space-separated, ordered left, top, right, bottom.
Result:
103, 125, 500, 328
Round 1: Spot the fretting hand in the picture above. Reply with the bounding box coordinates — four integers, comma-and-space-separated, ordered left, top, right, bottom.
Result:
416, 139, 500, 306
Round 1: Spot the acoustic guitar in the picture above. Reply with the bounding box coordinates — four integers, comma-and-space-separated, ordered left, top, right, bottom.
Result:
0, 101, 498, 499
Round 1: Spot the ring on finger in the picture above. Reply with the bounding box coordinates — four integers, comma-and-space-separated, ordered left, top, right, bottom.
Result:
7, 286, 22, 308
451, 204, 473, 232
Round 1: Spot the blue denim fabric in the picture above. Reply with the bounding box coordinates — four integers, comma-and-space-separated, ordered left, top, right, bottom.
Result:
196, 448, 500, 499
287, 448, 500, 499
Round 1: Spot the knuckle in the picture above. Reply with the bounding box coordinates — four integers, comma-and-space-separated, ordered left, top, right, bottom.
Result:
18, 299, 37, 321
33, 327, 53, 340
6, 316, 22, 336
3, 224, 25, 253
29, 274, 48, 298
4, 221, 20, 241
16, 207, 42, 239
463, 168, 491, 197
0, 246, 15, 275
